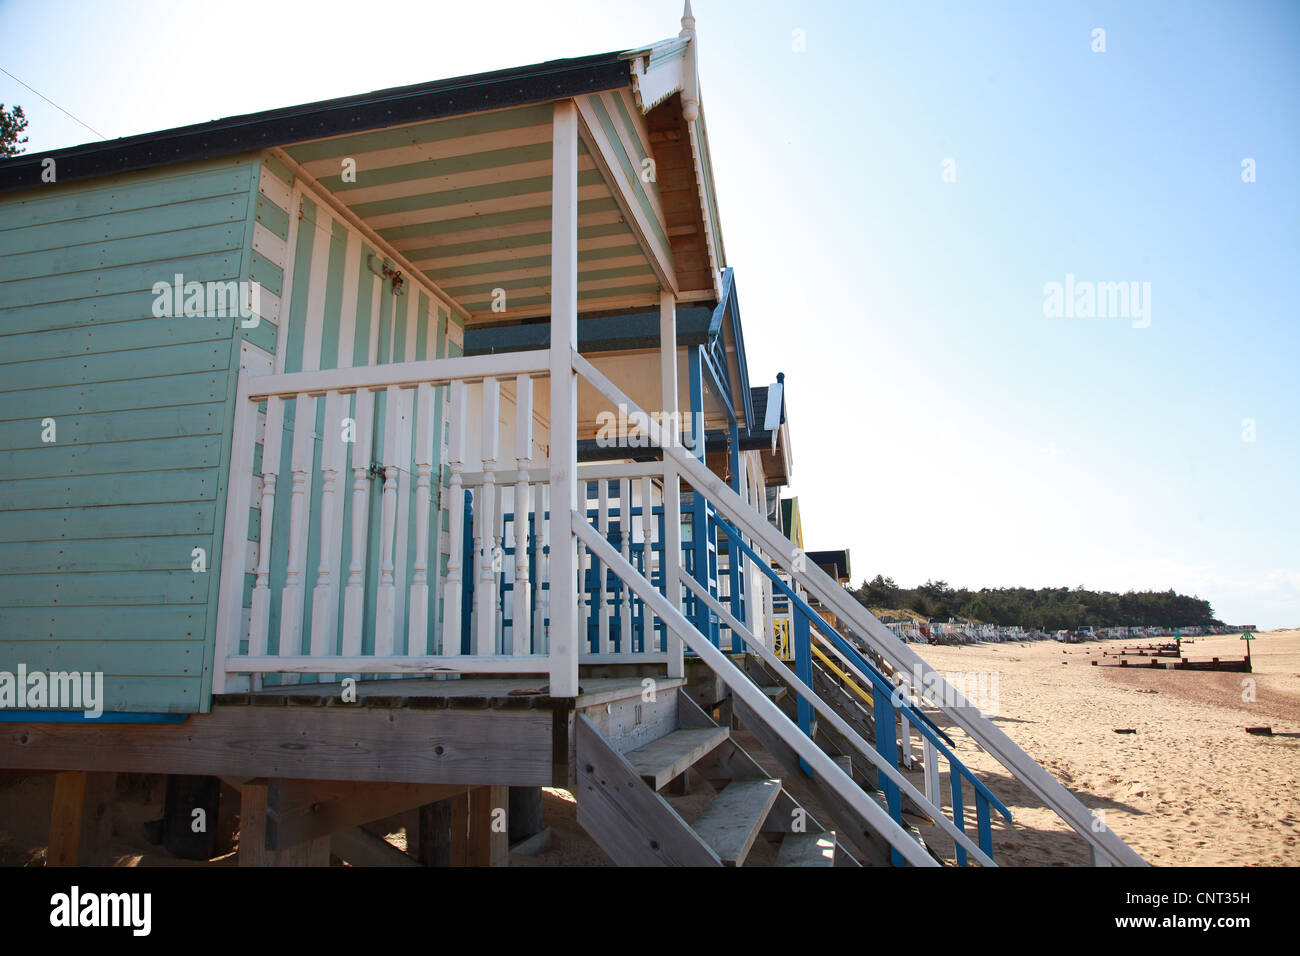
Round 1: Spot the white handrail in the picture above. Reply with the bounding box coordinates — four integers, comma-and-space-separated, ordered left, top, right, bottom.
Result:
246, 349, 551, 399
678, 565, 994, 866
571, 348, 1147, 867
573, 515, 938, 867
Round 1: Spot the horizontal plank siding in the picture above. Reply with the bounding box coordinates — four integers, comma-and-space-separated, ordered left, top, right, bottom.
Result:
0, 157, 257, 714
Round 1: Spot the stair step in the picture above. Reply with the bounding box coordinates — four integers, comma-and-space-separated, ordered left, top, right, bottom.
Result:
625, 727, 730, 790
690, 779, 782, 867
759, 685, 787, 703
775, 832, 838, 867
869, 790, 929, 850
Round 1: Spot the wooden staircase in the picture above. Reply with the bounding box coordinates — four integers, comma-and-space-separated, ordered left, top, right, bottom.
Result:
575, 686, 857, 866
737, 652, 948, 865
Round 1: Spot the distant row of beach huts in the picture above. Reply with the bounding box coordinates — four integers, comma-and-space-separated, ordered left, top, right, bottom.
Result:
879, 622, 1247, 645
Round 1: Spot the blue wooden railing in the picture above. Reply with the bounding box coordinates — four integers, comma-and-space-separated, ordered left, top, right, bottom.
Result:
466, 476, 1011, 865
709, 509, 1013, 866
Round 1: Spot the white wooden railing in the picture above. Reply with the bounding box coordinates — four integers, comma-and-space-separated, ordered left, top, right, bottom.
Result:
568, 348, 1148, 867
212, 351, 562, 691
211, 352, 696, 693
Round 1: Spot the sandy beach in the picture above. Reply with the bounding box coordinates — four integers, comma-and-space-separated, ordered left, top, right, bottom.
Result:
513, 628, 1300, 867
2, 630, 1293, 867
911, 629, 1300, 866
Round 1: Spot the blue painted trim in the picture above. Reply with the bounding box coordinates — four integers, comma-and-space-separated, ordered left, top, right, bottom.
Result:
688, 344, 705, 461
873, 689, 905, 867
952, 774, 967, 867
0, 711, 188, 724
699, 341, 736, 426
687, 348, 713, 640
706, 268, 755, 429
793, 609, 813, 775
726, 418, 744, 652
976, 793, 994, 859
461, 490, 474, 654
712, 512, 957, 748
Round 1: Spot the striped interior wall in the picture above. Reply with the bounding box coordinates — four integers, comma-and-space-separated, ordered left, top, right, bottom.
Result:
280, 102, 658, 322
245, 161, 463, 670
0, 157, 260, 713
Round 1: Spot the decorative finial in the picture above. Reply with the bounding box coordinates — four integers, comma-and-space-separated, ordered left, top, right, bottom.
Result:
679, 0, 700, 122
777, 372, 785, 384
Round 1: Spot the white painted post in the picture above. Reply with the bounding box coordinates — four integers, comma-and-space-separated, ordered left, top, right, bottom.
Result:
923, 738, 940, 803
476, 378, 500, 656
659, 290, 683, 678
373, 386, 402, 658
549, 99, 580, 696
534, 483, 550, 650
309, 390, 345, 672
408, 382, 436, 656
279, 393, 316, 660
663, 460, 684, 677
618, 477, 633, 658
578, 509, 590, 650
597, 479, 611, 655
512, 374, 534, 656
249, 395, 284, 659
640, 475, 655, 653
761, 560, 775, 651
213, 370, 258, 694
442, 380, 467, 655
340, 388, 374, 660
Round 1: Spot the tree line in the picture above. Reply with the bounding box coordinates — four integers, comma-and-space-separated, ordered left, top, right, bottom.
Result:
850, 575, 1219, 629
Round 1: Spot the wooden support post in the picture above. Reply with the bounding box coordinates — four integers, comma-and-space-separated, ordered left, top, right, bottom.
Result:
448, 789, 469, 866
666, 767, 691, 796
161, 774, 220, 860
237, 782, 329, 866
508, 786, 543, 844
418, 798, 452, 866
549, 98, 580, 697
48, 771, 116, 866
467, 785, 510, 867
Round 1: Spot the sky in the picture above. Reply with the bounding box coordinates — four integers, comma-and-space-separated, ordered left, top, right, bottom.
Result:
2, 0, 1297, 627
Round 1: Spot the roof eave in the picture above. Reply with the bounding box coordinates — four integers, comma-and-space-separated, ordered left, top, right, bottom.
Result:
0, 50, 630, 194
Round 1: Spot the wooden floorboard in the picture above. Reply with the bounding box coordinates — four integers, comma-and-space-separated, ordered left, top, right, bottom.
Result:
775, 832, 837, 867
689, 778, 781, 866
623, 727, 729, 790
575, 715, 720, 867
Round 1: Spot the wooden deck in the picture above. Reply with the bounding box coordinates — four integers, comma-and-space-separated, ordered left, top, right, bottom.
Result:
0, 675, 680, 789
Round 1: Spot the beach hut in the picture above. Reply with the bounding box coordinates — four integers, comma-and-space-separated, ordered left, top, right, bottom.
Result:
0, 5, 1145, 868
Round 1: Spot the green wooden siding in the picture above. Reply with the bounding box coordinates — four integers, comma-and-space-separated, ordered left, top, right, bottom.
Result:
0, 150, 463, 710
0, 158, 258, 713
